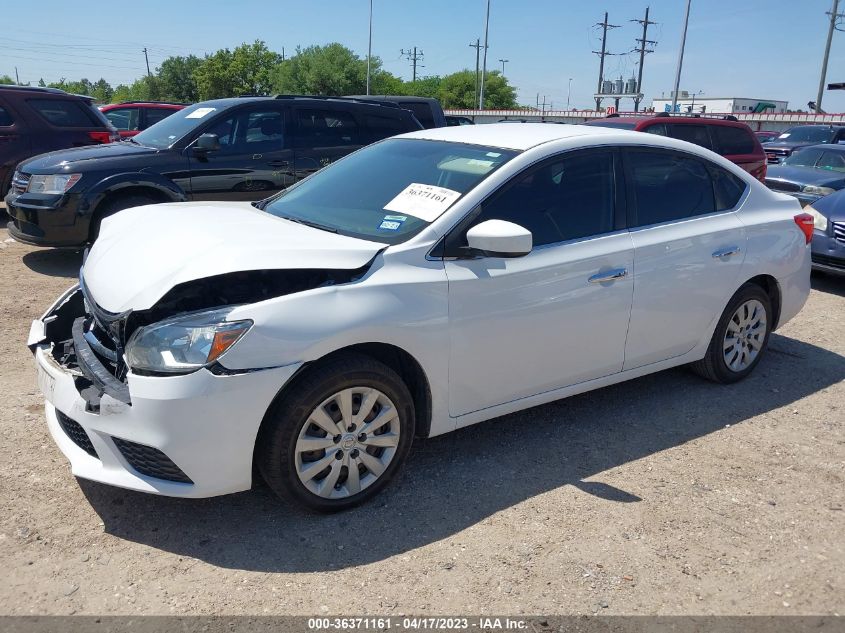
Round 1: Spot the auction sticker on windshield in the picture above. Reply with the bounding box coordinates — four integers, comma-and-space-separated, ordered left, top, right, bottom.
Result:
186, 107, 216, 119
384, 183, 462, 222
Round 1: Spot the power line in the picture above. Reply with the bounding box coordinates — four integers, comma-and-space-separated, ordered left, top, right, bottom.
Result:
631, 6, 657, 112
400, 47, 424, 82
592, 11, 620, 111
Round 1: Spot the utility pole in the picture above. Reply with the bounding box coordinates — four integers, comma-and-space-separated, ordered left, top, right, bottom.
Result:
15, 67, 20, 84
366, 0, 373, 95
470, 39, 483, 106
567, 78, 572, 109
593, 12, 620, 111
401, 47, 424, 82
498, 58, 508, 75
816, 0, 844, 113
479, 0, 491, 109
282, 47, 286, 62
671, 0, 692, 113
631, 6, 657, 112
142, 47, 151, 78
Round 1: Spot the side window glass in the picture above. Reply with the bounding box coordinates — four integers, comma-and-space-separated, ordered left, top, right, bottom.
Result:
105, 108, 139, 132
203, 115, 238, 152
364, 115, 409, 143
818, 151, 845, 172
295, 109, 359, 148
243, 110, 286, 152
668, 124, 713, 150
27, 98, 99, 127
643, 123, 668, 136
144, 108, 177, 128
713, 126, 755, 155
629, 150, 715, 226
472, 151, 616, 247
0, 105, 13, 127
709, 165, 748, 210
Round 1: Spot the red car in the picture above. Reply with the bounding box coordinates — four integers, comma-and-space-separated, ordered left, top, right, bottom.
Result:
584, 113, 767, 182
99, 101, 186, 138
755, 130, 780, 144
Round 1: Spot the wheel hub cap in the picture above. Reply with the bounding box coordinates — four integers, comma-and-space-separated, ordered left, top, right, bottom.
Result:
723, 299, 767, 373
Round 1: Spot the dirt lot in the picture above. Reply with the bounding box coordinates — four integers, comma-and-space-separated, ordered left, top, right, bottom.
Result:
0, 226, 843, 617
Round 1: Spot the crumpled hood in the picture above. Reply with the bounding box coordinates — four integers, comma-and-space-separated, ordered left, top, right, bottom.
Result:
82, 202, 385, 313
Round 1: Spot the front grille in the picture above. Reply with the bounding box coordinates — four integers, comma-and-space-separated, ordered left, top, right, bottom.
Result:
765, 179, 801, 193
11, 171, 30, 194
112, 437, 193, 484
765, 149, 790, 164
833, 221, 845, 245
812, 253, 845, 270
56, 410, 99, 458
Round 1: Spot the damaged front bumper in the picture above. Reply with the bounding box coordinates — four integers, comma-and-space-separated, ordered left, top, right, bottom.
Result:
30, 286, 302, 498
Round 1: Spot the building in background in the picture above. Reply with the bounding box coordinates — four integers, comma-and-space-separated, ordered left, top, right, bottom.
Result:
652, 93, 789, 114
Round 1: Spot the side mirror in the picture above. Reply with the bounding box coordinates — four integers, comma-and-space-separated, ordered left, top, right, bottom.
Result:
194, 133, 220, 152
466, 219, 532, 258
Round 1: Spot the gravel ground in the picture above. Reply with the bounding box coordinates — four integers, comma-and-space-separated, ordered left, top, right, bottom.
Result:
0, 226, 843, 616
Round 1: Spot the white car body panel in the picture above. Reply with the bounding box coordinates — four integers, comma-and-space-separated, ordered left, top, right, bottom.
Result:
29, 124, 811, 498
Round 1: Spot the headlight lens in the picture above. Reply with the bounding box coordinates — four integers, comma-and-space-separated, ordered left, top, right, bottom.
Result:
804, 204, 828, 232
802, 185, 835, 197
125, 308, 252, 374
27, 173, 82, 194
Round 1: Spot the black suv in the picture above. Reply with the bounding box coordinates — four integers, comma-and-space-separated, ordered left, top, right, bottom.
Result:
6, 95, 422, 247
0, 85, 118, 200
762, 125, 845, 164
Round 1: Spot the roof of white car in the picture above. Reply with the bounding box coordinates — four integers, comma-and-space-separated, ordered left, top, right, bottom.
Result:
399, 122, 625, 151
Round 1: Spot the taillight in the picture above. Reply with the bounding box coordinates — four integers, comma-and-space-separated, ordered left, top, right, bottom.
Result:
88, 131, 114, 144
794, 213, 814, 244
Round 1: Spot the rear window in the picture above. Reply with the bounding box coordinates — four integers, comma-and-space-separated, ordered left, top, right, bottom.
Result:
712, 126, 755, 155
0, 105, 12, 127
402, 102, 435, 128
27, 98, 101, 127
145, 108, 177, 126
364, 114, 413, 143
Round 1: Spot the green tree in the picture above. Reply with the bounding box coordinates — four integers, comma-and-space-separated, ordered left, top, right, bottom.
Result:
38, 78, 46, 87
0, 75, 13, 85
272, 43, 371, 96
112, 84, 132, 103
437, 69, 516, 109
157, 55, 202, 102
403, 76, 442, 99
91, 78, 114, 103
194, 41, 281, 100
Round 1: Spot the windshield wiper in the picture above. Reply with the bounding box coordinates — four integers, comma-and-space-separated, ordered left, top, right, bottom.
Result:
277, 214, 338, 233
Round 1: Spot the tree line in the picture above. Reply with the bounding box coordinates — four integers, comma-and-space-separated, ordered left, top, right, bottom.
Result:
1, 41, 518, 109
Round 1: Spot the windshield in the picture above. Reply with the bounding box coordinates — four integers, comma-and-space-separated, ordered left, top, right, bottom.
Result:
784, 148, 824, 167
777, 127, 836, 143
263, 138, 518, 244
133, 103, 224, 148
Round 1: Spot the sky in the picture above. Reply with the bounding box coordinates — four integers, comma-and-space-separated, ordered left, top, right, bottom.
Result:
3, 0, 844, 112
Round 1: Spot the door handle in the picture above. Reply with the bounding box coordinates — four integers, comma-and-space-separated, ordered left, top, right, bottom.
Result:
712, 246, 741, 259
588, 268, 628, 284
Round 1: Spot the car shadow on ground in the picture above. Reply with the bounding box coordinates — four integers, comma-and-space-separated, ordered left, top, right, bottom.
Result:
21, 248, 83, 279
80, 332, 845, 572
812, 271, 845, 297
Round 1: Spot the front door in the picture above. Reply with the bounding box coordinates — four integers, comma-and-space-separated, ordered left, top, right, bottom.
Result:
443, 150, 634, 417
622, 147, 748, 369
187, 105, 295, 201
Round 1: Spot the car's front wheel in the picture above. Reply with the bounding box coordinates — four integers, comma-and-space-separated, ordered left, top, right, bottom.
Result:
256, 353, 415, 512
691, 282, 772, 383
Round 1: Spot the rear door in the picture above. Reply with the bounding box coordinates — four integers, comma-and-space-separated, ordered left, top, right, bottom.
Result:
25, 96, 111, 150
0, 97, 30, 197
622, 147, 748, 370
103, 106, 141, 138
186, 104, 295, 201
291, 105, 363, 179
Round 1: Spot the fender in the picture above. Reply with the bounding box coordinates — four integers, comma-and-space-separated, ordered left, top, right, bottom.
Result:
78, 172, 188, 218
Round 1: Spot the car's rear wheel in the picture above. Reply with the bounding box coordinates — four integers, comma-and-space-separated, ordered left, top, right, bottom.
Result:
256, 353, 415, 512
691, 283, 772, 383
89, 194, 158, 241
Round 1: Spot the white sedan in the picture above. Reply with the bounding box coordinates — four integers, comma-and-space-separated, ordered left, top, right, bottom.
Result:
30, 123, 812, 511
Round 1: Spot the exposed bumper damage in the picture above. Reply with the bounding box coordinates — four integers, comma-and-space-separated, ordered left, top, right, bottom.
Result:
29, 281, 307, 498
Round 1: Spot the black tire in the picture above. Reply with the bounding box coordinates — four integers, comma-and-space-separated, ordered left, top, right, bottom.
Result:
690, 282, 773, 384
256, 352, 415, 512
89, 194, 157, 241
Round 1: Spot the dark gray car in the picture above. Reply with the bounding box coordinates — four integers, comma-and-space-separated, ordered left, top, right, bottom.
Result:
765, 144, 845, 205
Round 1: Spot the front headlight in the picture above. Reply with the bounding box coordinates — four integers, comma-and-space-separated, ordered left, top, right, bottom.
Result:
802, 185, 835, 197
27, 173, 82, 194
125, 308, 252, 374
805, 204, 828, 232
